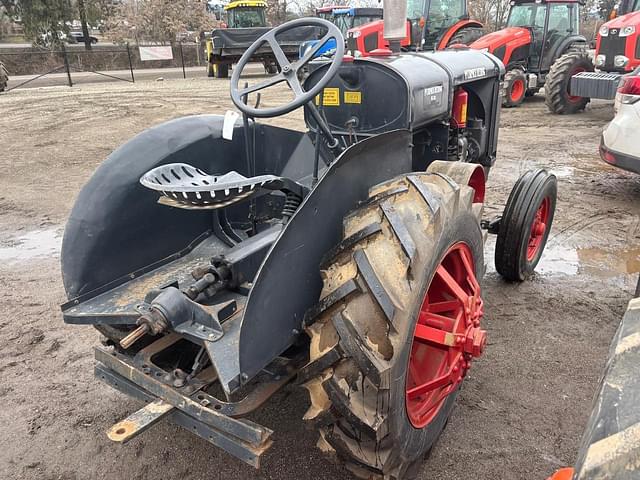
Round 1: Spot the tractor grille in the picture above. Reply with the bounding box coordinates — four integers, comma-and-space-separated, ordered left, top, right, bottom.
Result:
600, 31, 627, 71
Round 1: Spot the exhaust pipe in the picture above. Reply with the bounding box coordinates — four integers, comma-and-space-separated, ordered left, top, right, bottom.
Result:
382, 0, 407, 52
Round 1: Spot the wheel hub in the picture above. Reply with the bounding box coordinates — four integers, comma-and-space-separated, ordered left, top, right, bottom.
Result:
526, 197, 550, 261
405, 243, 486, 428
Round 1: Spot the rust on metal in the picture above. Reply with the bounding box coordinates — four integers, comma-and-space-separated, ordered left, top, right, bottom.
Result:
107, 399, 174, 443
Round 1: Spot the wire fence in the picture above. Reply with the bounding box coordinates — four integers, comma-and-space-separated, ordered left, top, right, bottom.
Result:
0, 42, 205, 91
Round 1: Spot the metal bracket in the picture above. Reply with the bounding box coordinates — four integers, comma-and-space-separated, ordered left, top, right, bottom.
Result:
481, 216, 501, 235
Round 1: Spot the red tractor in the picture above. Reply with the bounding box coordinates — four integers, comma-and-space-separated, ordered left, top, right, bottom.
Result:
568, 0, 640, 110
346, 0, 484, 55
470, 0, 593, 111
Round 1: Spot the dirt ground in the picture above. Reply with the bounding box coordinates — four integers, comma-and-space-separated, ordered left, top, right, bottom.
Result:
0, 75, 638, 480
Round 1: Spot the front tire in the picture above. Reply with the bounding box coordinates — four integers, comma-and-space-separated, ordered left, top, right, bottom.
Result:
545, 50, 593, 114
495, 169, 557, 281
301, 173, 486, 479
503, 69, 527, 107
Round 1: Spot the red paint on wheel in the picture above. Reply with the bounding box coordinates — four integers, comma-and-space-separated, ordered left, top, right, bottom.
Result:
511, 78, 525, 102
405, 243, 486, 428
526, 197, 550, 261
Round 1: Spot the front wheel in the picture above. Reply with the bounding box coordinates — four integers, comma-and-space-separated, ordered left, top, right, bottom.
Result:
503, 69, 527, 107
495, 169, 557, 281
301, 173, 486, 478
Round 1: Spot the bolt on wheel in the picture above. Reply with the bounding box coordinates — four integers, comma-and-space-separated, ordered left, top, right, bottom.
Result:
406, 242, 486, 428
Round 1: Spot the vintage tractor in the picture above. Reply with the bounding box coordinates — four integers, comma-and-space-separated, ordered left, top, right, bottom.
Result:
346, 0, 484, 55
61, 7, 557, 479
469, 0, 592, 110
568, 0, 640, 109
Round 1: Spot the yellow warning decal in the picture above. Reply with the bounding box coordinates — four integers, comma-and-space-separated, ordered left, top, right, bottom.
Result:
344, 91, 362, 104
321, 88, 340, 106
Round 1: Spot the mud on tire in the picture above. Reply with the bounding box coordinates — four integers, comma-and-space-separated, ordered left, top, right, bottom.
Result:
301, 173, 484, 479
544, 49, 593, 114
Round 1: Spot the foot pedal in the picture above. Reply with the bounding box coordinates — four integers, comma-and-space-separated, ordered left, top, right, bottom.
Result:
140, 163, 306, 209
107, 399, 174, 443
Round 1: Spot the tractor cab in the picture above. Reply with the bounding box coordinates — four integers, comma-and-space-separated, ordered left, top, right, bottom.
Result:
473, 0, 581, 73
223, 0, 268, 28
470, 0, 590, 111
346, 0, 483, 55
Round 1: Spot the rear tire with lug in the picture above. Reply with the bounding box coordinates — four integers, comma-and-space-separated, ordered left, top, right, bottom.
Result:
545, 49, 593, 114
301, 173, 486, 479
495, 169, 557, 281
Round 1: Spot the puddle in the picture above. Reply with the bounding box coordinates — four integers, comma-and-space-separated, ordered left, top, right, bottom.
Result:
0, 229, 62, 262
486, 235, 640, 278
578, 247, 640, 278
535, 244, 579, 275
535, 244, 640, 278
549, 166, 575, 179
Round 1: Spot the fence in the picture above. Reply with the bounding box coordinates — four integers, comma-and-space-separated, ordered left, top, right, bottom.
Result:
0, 42, 205, 91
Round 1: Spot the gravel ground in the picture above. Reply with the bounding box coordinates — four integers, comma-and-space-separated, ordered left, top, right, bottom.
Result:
0, 76, 638, 480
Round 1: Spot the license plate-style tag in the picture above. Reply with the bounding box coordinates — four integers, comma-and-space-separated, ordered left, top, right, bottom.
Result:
222, 110, 240, 140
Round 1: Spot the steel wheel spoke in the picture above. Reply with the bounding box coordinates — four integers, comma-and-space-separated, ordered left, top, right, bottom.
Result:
407, 371, 453, 400
418, 311, 456, 330
426, 300, 460, 313
457, 247, 479, 291
435, 265, 469, 304
413, 324, 455, 348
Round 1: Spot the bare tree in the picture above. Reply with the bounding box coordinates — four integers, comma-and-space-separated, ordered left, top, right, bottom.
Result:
105, 0, 214, 44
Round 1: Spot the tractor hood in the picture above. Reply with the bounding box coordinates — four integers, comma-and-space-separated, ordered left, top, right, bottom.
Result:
470, 27, 531, 52
604, 10, 640, 29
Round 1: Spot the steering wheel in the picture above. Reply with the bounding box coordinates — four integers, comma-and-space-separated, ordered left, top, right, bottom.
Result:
230, 18, 345, 118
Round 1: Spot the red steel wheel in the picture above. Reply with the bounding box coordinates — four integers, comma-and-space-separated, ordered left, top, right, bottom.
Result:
495, 169, 557, 281
526, 196, 550, 261
303, 174, 485, 478
406, 242, 486, 428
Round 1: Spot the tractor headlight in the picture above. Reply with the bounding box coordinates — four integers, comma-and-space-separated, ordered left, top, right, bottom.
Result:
599, 25, 609, 37
351, 30, 361, 38
479, 47, 489, 53
595, 54, 606, 67
620, 25, 636, 37
614, 55, 629, 67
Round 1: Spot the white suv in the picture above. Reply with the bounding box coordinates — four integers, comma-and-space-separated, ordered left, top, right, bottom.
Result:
600, 67, 640, 173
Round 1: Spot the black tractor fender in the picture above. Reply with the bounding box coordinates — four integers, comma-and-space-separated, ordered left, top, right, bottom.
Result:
60, 115, 309, 301
542, 35, 588, 72
236, 130, 414, 390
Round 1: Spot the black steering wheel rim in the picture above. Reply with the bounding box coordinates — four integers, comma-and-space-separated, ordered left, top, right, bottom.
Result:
230, 17, 345, 118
